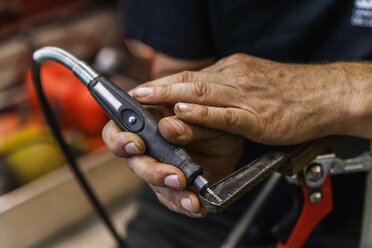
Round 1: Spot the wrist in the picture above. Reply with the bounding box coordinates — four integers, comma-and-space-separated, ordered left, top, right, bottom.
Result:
336, 62, 372, 139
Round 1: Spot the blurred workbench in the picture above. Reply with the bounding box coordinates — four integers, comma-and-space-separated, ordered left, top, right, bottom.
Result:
39, 199, 138, 248
0, 149, 142, 248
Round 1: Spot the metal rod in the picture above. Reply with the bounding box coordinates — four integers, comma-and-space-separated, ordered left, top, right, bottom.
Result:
220, 173, 282, 248
360, 171, 372, 248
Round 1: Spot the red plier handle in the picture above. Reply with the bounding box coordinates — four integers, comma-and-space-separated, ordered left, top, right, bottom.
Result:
277, 173, 333, 248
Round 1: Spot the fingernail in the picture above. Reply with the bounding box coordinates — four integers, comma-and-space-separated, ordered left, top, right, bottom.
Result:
124, 142, 140, 154
134, 87, 153, 98
176, 103, 192, 113
169, 119, 185, 136
181, 198, 194, 212
192, 212, 203, 218
164, 175, 181, 189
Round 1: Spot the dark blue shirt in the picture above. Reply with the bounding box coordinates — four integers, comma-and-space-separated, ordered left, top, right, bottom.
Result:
125, 0, 372, 62
123, 1, 372, 247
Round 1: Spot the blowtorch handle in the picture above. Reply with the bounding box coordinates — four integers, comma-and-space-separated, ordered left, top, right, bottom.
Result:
88, 76, 202, 184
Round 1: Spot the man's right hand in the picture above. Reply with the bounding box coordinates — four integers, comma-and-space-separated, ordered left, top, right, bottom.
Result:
102, 115, 244, 217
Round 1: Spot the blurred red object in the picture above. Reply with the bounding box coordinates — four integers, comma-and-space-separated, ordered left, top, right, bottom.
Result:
4, 0, 77, 16
0, 113, 22, 135
25, 61, 109, 135
0, 0, 94, 38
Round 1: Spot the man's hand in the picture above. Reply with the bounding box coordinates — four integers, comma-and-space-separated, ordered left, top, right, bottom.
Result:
131, 54, 372, 145
102, 114, 243, 217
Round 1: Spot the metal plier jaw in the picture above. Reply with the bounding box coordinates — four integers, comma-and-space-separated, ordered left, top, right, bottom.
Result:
199, 137, 336, 213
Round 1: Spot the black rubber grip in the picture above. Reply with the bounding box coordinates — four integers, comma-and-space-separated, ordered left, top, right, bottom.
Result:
88, 76, 202, 184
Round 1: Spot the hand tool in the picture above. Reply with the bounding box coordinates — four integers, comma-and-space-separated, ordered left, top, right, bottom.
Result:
32, 46, 221, 202
221, 150, 372, 248
278, 151, 372, 248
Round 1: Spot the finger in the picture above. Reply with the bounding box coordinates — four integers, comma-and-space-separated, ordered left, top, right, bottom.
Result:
159, 116, 241, 159
158, 116, 222, 145
145, 104, 174, 120
139, 71, 221, 87
102, 121, 146, 157
127, 71, 226, 96
184, 133, 243, 158
185, 151, 240, 184
154, 191, 206, 218
151, 185, 206, 217
126, 155, 187, 189
174, 103, 263, 141
132, 82, 239, 107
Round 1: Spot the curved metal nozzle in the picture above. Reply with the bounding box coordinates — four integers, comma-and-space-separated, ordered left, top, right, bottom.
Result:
33, 46, 99, 85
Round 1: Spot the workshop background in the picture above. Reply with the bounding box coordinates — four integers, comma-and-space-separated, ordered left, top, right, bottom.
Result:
0, 0, 149, 247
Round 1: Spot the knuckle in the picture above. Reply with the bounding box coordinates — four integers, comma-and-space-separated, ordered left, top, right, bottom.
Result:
227, 53, 245, 63
176, 71, 194, 82
197, 105, 210, 122
126, 161, 135, 173
218, 56, 229, 65
223, 108, 241, 131
230, 68, 253, 78
153, 166, 169, 185
112, 149, 124, 158
143, 166, 156, 183
126, 157, 141, 174
191, 81, 211, 100
230, 53, 245, 60
158, 84, 172, 99
255, 114, 272, 142
110, 135, 124, 156
126, 157, 145, 179
102, 122, 115, 142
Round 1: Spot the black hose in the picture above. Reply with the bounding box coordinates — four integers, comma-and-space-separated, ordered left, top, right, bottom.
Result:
31, 62, 126, 247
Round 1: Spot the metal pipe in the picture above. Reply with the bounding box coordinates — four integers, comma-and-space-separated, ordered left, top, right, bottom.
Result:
220, 173, 282, 248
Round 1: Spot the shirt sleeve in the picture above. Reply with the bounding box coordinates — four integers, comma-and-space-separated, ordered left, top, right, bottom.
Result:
124, 0, 214, 60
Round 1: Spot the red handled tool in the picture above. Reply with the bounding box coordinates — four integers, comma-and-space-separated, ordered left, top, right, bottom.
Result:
277, 173, 333, 248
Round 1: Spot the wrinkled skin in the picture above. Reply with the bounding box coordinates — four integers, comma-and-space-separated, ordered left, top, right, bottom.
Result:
103, 53, 372, 217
